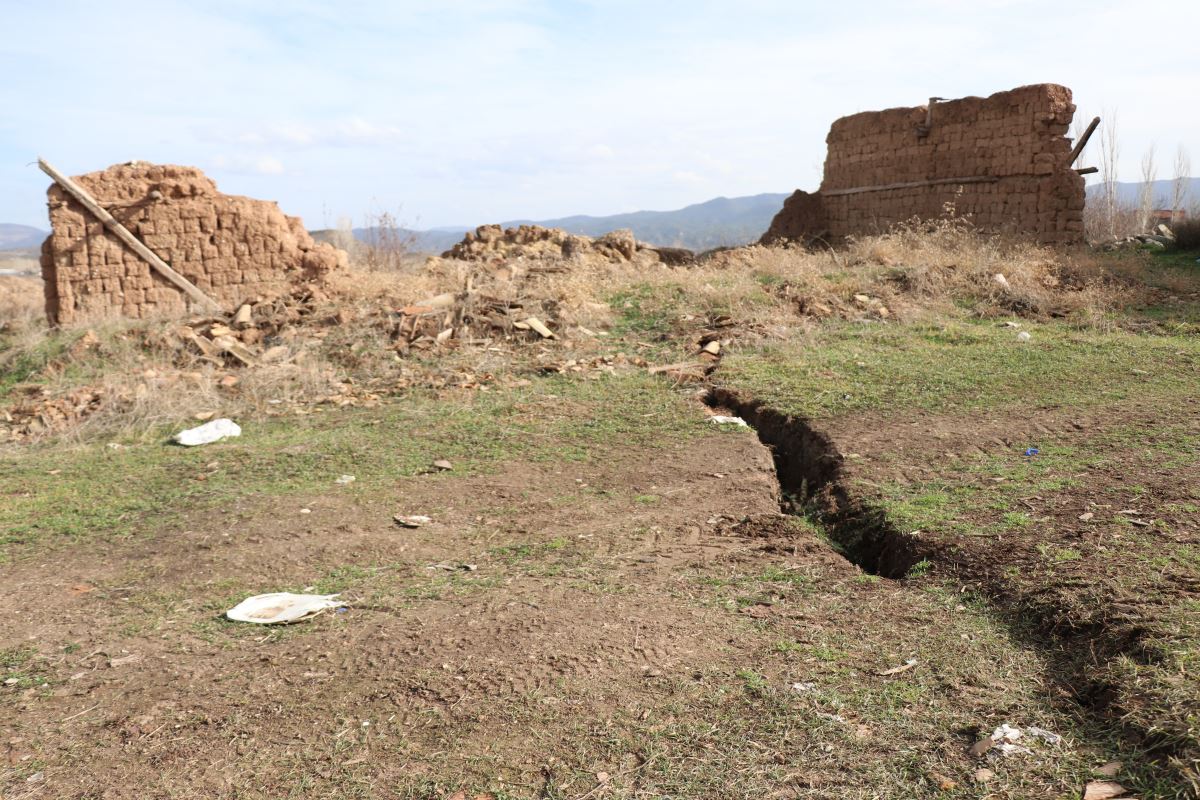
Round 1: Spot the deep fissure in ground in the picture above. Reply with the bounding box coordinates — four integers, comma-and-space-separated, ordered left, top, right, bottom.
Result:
705, 386, 920, 578
705, 385, 1193, 790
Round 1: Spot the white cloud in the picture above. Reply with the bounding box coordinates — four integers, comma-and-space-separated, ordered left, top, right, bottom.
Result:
1, 0, 1197, 229
211, 154, 286, 176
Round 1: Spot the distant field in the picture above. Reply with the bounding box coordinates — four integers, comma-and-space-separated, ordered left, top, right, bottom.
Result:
0, 248, 39, 275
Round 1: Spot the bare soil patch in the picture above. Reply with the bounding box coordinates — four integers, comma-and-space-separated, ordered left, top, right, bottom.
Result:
1, 418, 1137, 799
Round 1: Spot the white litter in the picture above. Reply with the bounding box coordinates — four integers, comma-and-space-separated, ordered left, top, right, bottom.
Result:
993, 273, 1010, 289
1016, 331, 1032, 342
985, 723, 1052, 758
226, 593, 344, 624
791, 681, 816, 692
709, 415, 749, 427
335, 474, 356, 485
173, 418, 241, 446
394, 514, 432, 528
1027, 726, 1063, 745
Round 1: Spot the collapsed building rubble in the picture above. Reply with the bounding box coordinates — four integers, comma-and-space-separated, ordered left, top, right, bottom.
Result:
763, 84, 1088, 245
441, 223, 695, 266
39, 161, 347, 325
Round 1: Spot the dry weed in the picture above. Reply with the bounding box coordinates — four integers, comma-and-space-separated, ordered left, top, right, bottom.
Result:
0, 221, 1150, 444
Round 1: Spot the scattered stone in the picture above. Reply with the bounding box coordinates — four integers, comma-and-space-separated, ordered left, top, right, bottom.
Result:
432, 459, 454, 471
1094, 762, 1122, 778
876, 658, 917, 676
969, 737, 994, 758
928, 771, 956, 791
1082, 780, 1126, 800
232, 303, 254, 328
393, 514, 432, 528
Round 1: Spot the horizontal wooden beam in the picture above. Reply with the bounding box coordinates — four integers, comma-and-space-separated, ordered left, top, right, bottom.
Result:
38, 158, 223, 313
820, 175, 999, 198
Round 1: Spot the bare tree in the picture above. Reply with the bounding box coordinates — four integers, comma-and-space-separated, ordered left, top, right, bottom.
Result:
1173, 144, 1191, 216
1138, 144, 1157, 232
1098, 112, 1120, 238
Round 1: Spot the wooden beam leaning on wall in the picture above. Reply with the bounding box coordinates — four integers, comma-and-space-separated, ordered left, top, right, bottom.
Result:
1067, 117, 1101, 167
37, 158, 224, 314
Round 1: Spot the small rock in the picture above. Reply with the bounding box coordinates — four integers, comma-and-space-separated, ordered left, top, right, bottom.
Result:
393, 514, 432, 528
1094, 761, 1122, 778
929, 771, 956, 791
26, 771, 44, 783
973, 768, 995, 783
4, 677, 18, 686
1083, 780, 1126, 800
993, 272, 1010, 289
1079, 512, 1094, 521
233, 303, 254, 328
968, 737, 994, 757
432, 459, 453, 471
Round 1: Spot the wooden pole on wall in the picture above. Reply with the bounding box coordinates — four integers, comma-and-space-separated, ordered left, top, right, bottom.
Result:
1067, 117, 1101, 167
37, 158, 223, 313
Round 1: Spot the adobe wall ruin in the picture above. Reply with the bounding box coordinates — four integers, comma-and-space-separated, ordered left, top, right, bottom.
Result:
762, 84, 1086, 245
41, 162, 347, 325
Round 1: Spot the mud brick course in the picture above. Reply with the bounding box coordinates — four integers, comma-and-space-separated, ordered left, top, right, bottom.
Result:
40, 162, 347, 325
763, 84, 1085, 245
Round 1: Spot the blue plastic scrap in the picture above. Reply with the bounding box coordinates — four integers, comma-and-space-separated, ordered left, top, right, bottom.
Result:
1024, 447, 1040, 457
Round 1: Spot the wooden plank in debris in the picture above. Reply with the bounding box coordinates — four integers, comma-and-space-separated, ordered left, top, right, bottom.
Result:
523, 316, 555, 339
37, 158, 223, 313
820, 175, 999, 198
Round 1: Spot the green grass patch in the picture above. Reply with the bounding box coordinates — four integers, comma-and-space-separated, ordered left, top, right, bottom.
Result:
0, 372, 706, 560
720, 318, 1199, 419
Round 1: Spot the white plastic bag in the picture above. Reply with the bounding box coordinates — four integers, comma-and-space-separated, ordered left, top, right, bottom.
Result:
174, 418, 241, 446
226, 593, 344, 624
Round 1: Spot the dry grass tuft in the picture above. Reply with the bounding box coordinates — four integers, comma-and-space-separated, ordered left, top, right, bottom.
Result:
0, 221, 1154, 444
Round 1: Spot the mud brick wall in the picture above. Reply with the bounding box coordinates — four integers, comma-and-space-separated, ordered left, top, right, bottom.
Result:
41, 162, 347, 325
763, 84, 1085, 244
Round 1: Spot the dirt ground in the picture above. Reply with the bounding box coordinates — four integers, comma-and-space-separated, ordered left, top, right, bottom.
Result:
3, 234, 1197, 799
0, 409, 1153, 799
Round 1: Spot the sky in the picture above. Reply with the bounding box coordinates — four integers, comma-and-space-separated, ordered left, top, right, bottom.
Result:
1, 0, 1197, 230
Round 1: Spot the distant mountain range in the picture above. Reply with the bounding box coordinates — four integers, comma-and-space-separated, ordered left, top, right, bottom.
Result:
1084, 177, 1200, 209
11, 179, 1196, 258
320, 193, 792, 254
0, 223, 46, 251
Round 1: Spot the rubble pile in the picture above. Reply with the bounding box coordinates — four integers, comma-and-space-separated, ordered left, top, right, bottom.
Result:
3, 221, 715, 442
441, 224, 694, 266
